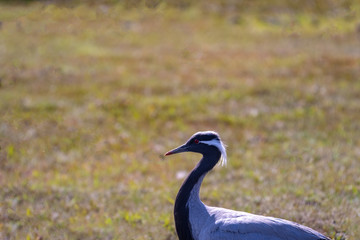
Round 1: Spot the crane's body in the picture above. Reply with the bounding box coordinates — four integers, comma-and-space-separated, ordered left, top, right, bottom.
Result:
165, 131, 330, 240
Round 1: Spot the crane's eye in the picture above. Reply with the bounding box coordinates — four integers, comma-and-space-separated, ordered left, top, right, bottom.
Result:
194, 139, 199, 144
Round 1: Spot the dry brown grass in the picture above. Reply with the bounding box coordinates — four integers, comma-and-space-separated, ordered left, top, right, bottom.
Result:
0, 2, 360, 240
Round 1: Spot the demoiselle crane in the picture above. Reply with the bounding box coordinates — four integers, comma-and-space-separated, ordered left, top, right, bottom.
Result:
165, 131, 330, 240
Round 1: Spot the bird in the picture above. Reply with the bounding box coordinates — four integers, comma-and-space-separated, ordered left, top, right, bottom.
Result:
164, 131, 330, 240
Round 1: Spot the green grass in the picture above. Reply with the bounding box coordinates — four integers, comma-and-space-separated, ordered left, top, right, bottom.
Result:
1, 1, 360, 240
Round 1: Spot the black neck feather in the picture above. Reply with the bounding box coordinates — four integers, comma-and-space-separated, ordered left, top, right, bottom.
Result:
173, 148, 221, 240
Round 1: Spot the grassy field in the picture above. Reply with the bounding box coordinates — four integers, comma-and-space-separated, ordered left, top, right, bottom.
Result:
1, 1, 360, 240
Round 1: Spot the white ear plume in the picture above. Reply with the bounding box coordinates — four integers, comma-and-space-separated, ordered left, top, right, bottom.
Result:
199, 139, 227, 166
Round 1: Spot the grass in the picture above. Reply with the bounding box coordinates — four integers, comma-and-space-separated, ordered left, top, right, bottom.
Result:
0, 1, 360, 240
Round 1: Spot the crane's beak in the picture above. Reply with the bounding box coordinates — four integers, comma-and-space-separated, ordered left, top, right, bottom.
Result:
164, 144, 189, 156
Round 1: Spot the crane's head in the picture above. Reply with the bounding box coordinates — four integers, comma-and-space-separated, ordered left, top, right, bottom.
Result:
164, 131, 227, 166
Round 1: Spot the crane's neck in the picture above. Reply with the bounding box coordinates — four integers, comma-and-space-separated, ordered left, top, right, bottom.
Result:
174, 150, 221, 240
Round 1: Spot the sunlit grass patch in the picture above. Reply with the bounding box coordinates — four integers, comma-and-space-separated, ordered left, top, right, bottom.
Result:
0, 1, 360, 239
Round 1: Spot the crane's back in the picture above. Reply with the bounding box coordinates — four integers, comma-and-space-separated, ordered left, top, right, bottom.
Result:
199, 206, 329, 240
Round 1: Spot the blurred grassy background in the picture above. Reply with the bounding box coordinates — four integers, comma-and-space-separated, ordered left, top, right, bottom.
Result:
0, 0, 360, 239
